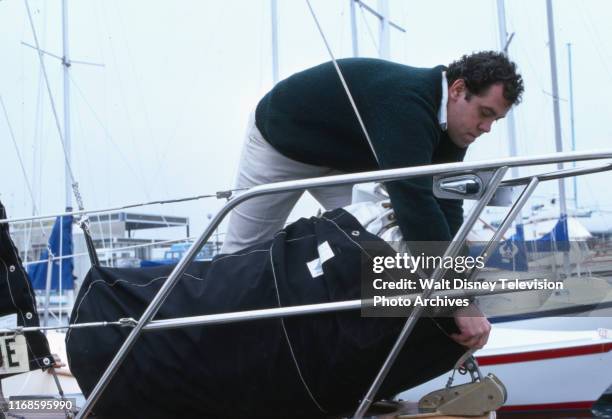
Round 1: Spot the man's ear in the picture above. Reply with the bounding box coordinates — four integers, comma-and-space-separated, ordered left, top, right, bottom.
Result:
449, 78, 466, 101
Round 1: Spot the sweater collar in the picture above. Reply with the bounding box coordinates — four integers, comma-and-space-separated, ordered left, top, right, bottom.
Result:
438, 71, 448, 131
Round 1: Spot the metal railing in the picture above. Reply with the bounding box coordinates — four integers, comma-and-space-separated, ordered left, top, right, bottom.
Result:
40, 149, 612, 418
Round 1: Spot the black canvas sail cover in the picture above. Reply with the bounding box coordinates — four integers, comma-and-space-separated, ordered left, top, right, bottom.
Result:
67, 209, 465, 418
0, 201, 54, 377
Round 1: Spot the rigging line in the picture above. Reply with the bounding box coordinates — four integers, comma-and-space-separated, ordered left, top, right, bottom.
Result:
92, 0, 114, 211
149, 3, 235, 188
0, 94, 50, 242
257, 0, 266, 88
305, 0, 380, 165
0, 188, 247, 225
401, 2, 409, 62
1, 95, 39, 215
69, 74, 175, 234
504, 5, 545, 91
337, 0, 346, 59
112, 2, 170, 204
23, 235, 199, 267
23, 0, 84, 211
577, 0, 612, 86
358, 3, 380, 53
111, 1, 195, 233
100, 2, 150, 201
514, 35, 546, 92
34, 61, 46, 213
71, 83, 96, 203
102, 5, 169, 232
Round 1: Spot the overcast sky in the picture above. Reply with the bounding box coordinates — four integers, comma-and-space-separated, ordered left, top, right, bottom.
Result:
2, 0, 612, 238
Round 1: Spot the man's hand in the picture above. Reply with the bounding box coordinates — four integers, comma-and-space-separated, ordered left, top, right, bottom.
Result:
450, 304, 491, 349
46, 353, 66, 373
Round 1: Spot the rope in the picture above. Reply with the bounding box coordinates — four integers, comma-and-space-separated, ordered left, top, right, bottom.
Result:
0, 95, 51, 242
1, 96, 40, 217
305, 0, 380, 165
23, 236, 201, 267
358, 2, 380, 52
0, 188, 247, 225
1, 92, 55, 269
68, 73, 151, 198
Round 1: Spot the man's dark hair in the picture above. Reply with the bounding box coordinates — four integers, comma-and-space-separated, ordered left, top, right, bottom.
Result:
447, 51, 524, 105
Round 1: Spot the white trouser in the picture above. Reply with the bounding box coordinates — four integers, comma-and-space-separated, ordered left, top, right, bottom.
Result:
221, 114, 353, 254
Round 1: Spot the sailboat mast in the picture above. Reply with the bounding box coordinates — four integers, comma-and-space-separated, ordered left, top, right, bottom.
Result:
62, 0, 72, 211
567, 42, 578, 208
545, 0, 568, 218
349, 1, 404, 59
545, 0, 570, 275
270, 0, 279, 84
496, 0, 519, 179
350, 0, 359, 57
378, 0, 390, 59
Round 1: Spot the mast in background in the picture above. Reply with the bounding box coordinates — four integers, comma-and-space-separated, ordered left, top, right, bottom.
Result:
350, 0, 359, 57
545, 0, 570, 274
348, 0, 406, 59
378, 0, 390, 59
62, 0, 72, 211
567, 42, 578, 208
545, 0, 568, 219
24, 0, 104, 304
496, 0, 525, 235
496, 0, 519, 179
271, 0, 279, 84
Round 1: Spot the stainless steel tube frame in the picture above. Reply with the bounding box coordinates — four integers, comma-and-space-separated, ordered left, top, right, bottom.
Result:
352, 166, 508, 418
3, 149, 612, 226
139, 277, 546, 330
501, 162, 612, 187
466, 177, 540, 282
0, 278, 543, 336
76, 149, 612, 418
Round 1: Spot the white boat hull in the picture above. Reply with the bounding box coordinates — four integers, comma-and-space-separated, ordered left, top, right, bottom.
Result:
398, 327, 612, 412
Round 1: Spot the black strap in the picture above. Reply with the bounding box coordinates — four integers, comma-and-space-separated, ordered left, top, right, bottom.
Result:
78, 218, 100, 266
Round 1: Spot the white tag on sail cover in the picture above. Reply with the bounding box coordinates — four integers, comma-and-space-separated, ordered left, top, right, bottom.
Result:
306, 241, 335, 278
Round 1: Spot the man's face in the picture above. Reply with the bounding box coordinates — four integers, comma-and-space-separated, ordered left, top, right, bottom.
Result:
446, 80, 511, 148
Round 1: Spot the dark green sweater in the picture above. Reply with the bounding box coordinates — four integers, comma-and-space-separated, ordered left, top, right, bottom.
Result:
255, 58, 466, 242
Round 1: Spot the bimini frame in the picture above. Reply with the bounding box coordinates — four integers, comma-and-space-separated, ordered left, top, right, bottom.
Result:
74, 149, 612, 418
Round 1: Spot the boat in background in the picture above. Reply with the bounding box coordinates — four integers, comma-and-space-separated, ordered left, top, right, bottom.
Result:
140, 241, 219, 266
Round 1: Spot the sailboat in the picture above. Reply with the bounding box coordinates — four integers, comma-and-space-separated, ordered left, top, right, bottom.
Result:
3, 0, 612, 419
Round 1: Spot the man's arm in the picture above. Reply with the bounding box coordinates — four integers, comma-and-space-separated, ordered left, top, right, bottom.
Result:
367, 97, 491, 349
437, 198, 491, 350
369, 97, 454, 242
